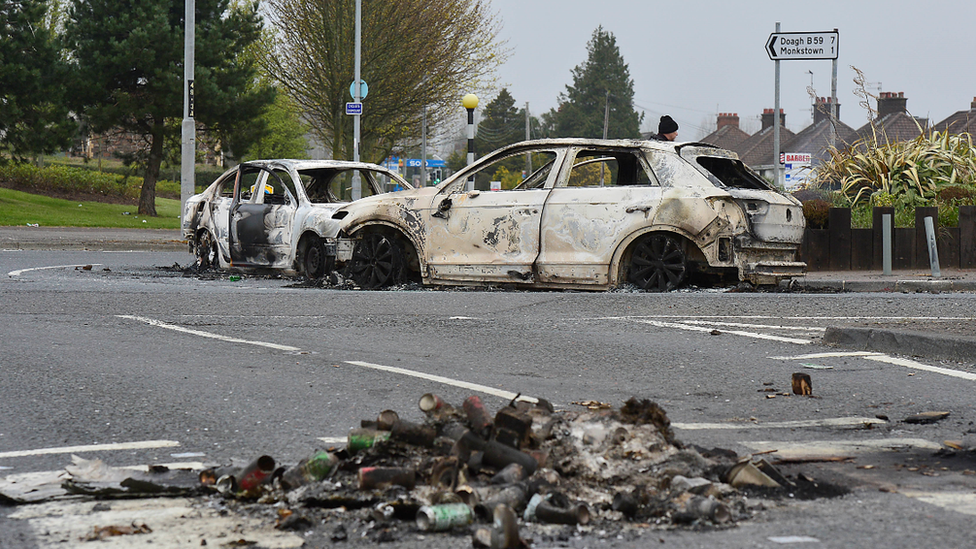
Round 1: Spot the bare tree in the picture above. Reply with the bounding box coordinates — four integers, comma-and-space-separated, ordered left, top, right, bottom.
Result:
263, 0, 507, 163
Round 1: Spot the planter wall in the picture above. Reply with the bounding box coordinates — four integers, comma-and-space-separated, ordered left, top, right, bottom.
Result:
799, 206, 976, 271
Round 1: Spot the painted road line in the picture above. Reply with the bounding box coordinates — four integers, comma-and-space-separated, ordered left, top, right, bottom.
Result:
899, 491, 976, 517
770, 351, 976, 381
769, 351, 880, 360
8, 498, 305, 549
345, 360, 539, 404
318, 437, 346, 445
0, 440, 180, 459
118, 315, 302, 352
864, 354, 976, 381
592, 315, 976, 321
7, 263, 103, 277
741, 438, 943, 460
673, 417, 885, 430
679, 320, 826, 332
631, 319, 813, 345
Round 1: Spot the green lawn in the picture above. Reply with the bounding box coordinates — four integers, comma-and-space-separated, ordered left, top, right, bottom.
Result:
0, 187, 181, 229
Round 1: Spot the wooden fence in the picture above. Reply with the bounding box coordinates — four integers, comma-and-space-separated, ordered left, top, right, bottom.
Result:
799, 206, 976, 271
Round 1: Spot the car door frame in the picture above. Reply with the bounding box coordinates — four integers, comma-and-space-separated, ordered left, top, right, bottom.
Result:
423, 146, 567, 284
228, 164, 298, 268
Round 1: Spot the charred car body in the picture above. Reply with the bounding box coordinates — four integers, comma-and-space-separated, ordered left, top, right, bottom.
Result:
331, 139, 807, 291
182, 159, 411, 278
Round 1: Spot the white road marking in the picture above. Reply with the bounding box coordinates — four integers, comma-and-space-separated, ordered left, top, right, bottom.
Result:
771, 351, 976, 381
630, 319, 813, 345
7, 263, 103, 277
864, 354, 976, 381
116, 316, 537, 404
592, 315, 976, 321
679, 320, 826, 332
741, 438, 943, 460
8, 498, 305, 549
345, 360, 538, 404
673, 417, 885, 430
118, 315, 302, 352
318, 437, 346, 445
770, 351, 879, 360
0, 440, 180, 459
899, 491, 976, 516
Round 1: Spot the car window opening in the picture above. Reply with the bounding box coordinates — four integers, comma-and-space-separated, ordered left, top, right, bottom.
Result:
568, 150, 653, 187
695, 156, 770, 190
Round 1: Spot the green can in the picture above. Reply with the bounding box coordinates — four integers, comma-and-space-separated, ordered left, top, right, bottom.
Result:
280, 450, 338, 490
347, 428, 391, 454
416, 503, 473, 531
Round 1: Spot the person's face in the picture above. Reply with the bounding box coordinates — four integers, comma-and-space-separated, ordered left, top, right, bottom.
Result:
664, 131, 678, 141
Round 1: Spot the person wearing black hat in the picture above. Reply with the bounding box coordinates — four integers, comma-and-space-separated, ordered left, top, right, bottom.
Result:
651, 115, 679, 141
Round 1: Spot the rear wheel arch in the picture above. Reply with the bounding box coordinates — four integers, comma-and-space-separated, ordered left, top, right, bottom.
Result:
611, 228, 704, 290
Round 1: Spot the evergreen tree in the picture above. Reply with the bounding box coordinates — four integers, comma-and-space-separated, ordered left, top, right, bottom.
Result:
475, 88, 523, 154
0, 0, 74, 161
550, 26, 643, 139
63, 0, 274, 216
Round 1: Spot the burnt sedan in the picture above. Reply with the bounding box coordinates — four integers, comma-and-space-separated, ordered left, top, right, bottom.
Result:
181, 159, 411, 278
330, 139, 806, 291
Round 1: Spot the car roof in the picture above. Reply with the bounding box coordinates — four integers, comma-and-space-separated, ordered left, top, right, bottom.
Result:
237, 159, 412, 187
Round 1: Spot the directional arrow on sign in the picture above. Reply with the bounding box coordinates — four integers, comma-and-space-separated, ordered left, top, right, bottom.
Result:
767, 35, 778, 59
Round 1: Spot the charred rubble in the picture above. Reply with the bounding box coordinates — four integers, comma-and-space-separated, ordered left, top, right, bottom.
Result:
196, 395, 790, 545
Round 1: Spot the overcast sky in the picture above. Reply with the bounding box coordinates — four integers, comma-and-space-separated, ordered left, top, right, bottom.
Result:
486, 0, 976, 139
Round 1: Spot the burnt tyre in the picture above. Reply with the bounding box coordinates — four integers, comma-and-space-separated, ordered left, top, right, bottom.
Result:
300, 234, 333, 279
348, 233, 404, 289
196, 231, 219, 269
629, 234, 687, 292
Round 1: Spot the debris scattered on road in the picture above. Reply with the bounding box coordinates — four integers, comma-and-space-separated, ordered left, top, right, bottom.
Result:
791, 373, 813, 396
84, 522, 152, 541
1, 393, 856, 544
903, 411, 950, 424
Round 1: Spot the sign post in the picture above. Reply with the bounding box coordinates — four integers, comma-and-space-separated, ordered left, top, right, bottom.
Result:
765, 26, 839, 188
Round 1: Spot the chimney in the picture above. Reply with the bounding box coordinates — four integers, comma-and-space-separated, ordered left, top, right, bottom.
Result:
814, 97, 840, 124
971, 96, 976, 111
717, 112, 739, 130
761, 108, 786, 130
877, 91, 907, 118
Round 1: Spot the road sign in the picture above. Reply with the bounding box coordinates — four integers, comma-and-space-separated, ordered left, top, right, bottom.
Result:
766, 31, 838, 60
345, 102, 363, 115
349, 80, 368, 100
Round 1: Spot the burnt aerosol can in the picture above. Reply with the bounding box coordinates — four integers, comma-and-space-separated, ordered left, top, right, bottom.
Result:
280, 450, 338, 490
416, 503, 474, 531
237, 455, 276, 491
347, 428, 391, 454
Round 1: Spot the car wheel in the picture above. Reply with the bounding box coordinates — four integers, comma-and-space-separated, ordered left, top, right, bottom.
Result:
629, 234, 687, 292
348, 233, 404, 289
301, 234, 333, 279
196, 231, 219, 269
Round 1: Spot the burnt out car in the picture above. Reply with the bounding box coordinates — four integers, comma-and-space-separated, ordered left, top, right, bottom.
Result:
182, 159, 411, 278
330, 139, 806, 291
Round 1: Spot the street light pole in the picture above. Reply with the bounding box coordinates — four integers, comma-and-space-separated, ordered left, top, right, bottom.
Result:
462, 93, 478, 191
351, 0, 362, 200
180, 0, 195, 221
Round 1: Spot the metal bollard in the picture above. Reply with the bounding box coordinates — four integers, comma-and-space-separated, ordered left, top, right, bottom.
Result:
924, 215, 941, 278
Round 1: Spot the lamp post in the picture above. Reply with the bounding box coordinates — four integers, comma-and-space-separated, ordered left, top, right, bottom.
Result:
180, 0, 195, 221
462, 93, 478, 191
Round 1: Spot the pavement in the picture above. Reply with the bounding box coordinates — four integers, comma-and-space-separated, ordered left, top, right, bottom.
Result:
3, 225, 976, 364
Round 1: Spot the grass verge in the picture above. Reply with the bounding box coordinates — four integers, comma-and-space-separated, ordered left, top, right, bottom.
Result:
0, 187, 181, 229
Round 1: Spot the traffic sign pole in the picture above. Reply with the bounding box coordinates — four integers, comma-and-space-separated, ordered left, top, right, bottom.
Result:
773, 22, 781, 190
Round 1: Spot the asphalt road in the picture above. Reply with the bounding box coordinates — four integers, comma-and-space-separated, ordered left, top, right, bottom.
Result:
3, 246, 976, 548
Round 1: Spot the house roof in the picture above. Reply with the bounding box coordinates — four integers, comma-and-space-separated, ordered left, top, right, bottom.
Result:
735, 125, 796, 168
855, 112, 927, 144
781, 119, 859, 165
933, 108, 976, 135
699, 124, 751, 151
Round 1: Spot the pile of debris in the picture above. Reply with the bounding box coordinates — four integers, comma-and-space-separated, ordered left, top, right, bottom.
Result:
198, 394, 779, 546
2, 394, 811, 546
